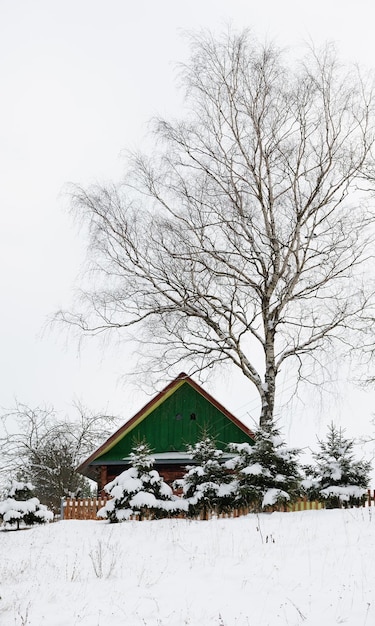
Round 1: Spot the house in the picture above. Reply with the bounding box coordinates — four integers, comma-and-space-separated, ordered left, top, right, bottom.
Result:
77, 372, 255, 494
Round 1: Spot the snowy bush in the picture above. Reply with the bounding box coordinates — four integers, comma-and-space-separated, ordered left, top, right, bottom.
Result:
303, 423, 371, 508
98, 442, 187, 522
0, 481, 53, 530
176, 436, 236, 517
226, 422, 302, 512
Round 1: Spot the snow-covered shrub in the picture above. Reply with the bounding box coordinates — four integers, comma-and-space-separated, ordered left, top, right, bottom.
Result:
176, 436, 236, 517
0, 481, 53, 530
303, 423, 371, 508
226, 422, 302, 512
98, 442, 187, 522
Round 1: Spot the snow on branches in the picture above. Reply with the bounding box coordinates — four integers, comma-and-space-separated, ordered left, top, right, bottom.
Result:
0, 481, 53, 530
303, 423, 371, 508
226, 422, 302, 511
98, 442, 187, 522
175, 436, 236, 517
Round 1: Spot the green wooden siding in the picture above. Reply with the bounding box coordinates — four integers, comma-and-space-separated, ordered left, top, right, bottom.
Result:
95, 381, 253, 463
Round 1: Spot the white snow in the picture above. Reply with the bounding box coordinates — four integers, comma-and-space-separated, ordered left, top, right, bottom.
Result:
159, 481, 173, 498
0, 496, 53, 525
8, 481, 34, 497
1, 508, 375, 625
104, 467, 143, 495
130, 491, 159, 508
320, 485, 367, 501
270, 435, 283, 446
326, 460, 342, 481
217, 481, 237, 497
262, 488, 290, 507
229, 443, 253, 454
241, 462, 263, 475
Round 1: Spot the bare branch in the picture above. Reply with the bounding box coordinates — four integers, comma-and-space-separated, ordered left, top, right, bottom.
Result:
0, 403, 120, 510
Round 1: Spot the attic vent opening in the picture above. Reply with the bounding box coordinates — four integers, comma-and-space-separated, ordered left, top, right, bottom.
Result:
175, 413, 182, 421
190, 413, 196, 420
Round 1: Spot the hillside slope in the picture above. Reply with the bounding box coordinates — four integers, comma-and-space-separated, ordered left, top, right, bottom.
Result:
1, 508, 374, 625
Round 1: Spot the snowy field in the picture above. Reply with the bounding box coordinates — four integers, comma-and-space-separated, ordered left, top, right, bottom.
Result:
1, 508, 374, 626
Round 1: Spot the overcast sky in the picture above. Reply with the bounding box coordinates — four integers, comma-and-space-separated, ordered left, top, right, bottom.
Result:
1, 0, 375, 451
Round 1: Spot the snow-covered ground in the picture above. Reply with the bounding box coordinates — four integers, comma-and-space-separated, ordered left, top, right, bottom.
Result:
1, 508, 374, 625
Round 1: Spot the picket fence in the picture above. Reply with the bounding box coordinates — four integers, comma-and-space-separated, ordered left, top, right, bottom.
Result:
61, 490, 375, 521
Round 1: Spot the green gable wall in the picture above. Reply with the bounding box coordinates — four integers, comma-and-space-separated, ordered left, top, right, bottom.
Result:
94, 381, 253, 463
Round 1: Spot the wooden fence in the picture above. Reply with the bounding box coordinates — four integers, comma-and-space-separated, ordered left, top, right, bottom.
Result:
62, 498, 109, 520
61, 490, 375, 521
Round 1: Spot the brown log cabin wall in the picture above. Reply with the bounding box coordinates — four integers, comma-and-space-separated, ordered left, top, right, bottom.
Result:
99, 465, 107, 495
98, 464, 186, 496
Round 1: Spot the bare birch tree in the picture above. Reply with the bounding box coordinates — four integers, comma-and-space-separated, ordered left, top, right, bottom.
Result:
59, 31, 375, 426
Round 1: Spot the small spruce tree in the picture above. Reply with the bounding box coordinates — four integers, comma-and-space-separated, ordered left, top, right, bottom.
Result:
176, 436, 235, 518
303, 423, 371, 508
227, 422, 302, 512
0, 481, 53, 530
98, 441, 186, 522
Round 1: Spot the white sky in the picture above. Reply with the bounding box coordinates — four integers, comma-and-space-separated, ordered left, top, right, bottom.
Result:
1, 0, 375, 453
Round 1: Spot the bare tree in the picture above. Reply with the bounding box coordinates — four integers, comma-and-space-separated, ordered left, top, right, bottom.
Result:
0, 403, 119, 511
59, 31, 375, 426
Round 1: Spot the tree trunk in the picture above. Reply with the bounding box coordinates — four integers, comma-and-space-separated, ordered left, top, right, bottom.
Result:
259, 377, 276, 427
260, 319, 277, 427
